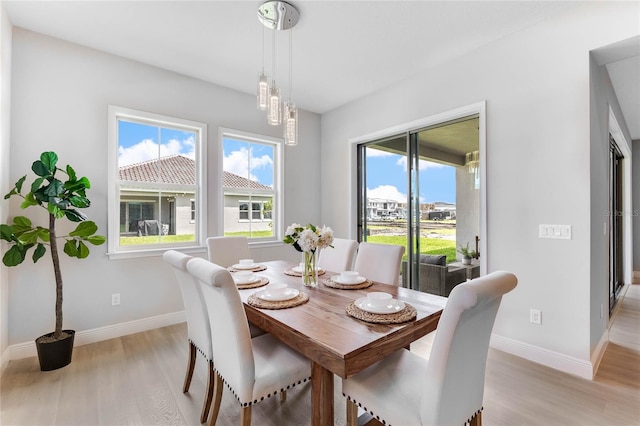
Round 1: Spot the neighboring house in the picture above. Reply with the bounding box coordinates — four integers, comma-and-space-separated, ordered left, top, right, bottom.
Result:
367, 198, 402, 220
119, 155, 272, 236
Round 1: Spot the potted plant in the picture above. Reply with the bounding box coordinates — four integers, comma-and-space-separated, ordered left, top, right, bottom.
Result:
457, 242, 477, 265
0, 151, 105, 371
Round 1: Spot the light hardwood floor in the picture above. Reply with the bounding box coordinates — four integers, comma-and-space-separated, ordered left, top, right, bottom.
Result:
2, 284, 638, 426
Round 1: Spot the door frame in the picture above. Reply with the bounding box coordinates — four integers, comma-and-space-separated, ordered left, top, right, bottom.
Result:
348, 101, 487, 276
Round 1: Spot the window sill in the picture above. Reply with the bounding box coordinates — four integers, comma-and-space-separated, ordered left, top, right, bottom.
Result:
107, 245, 207, 260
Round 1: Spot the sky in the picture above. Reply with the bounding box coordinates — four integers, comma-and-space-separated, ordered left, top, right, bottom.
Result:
118, 121, 454, 203
366, 148, 456, 204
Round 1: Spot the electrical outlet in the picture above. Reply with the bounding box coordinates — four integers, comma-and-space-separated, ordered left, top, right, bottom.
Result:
111, 293, 121, 306
530, 309, 541, 325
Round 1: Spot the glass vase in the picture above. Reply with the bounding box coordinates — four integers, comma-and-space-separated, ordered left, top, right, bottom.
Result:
302, 250, 318, 287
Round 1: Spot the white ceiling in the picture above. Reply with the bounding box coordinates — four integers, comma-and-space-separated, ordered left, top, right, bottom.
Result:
4, 1, 639, 138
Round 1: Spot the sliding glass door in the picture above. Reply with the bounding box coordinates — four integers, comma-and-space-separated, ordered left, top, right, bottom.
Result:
357, 115, 481, 292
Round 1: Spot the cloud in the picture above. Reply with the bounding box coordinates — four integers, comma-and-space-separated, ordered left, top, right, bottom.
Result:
367, 185, 406, 202
224, 147, 273, 183
118, 136, 195, 166
396, 156, 445, 172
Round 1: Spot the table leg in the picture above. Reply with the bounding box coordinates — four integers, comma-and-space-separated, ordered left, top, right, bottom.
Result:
311, 361, 334, 426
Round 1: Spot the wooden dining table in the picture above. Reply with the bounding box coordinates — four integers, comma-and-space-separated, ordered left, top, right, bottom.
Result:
236, 260, 447, 426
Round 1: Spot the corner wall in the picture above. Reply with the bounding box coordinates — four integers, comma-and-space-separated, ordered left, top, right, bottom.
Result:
635, 139, 640, 271
320, 2, 639, 377
0, 3, 13, 371
6, 28, 320, 352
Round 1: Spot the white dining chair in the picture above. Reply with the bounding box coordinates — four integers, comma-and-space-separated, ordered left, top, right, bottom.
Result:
317, 237, 359, 272
352, 242, 405, 286
206, 236, 251, 267
342, 271, 517, 426
163, 250, 214, 424
186, 257, 311, 426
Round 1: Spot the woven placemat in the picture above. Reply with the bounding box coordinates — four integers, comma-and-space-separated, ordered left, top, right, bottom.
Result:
228, 264, 267, 273
236, 276, 269, 290
284, 268, 325, 277
345, 302, 417, 324
247, 292, 309, 310
322, 277, 373, 290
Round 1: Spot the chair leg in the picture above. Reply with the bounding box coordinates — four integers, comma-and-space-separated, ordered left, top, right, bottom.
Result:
200, 360, 215, 423
240, 406, 252, 426
346, 399, 358, 426
183, 341, 197, 393
207, 373, 224, 426
469, 411, 482, 426
280, 390, 287, 403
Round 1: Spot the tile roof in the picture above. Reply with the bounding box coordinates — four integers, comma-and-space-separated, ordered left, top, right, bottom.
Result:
118, 154, 271, 189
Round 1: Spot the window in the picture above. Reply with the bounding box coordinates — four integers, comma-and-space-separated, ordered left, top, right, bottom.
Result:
108, 106, 207, 257
220, 128, 281, 242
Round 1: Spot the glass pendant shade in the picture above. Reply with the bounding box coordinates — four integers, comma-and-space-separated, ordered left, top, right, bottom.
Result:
257, 73, 269, 110
267, 84, 281, 125
284, 101, 298, 146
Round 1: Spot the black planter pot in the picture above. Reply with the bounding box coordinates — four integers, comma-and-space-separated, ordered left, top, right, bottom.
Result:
35, 329, 75, 371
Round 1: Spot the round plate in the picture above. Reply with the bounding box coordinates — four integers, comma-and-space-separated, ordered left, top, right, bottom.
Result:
256, 287, 300, 302
331, 275, 366, 285
233, 274, 259, 285
233, 263, 260, 270
354, 297, 405, 314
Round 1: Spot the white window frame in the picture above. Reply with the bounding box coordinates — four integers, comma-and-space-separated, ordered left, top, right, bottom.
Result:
107, 105, 207, 259
218, 128, 282, 246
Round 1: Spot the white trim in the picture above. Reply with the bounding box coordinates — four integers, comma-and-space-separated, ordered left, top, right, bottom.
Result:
348, 101, 487, 274
4, 311, 186, 362
490, 333, 594, 380
0, 347, 8, 376
608, 106, 633, 286
107, 105, 208, 259
591, 329, 609, 378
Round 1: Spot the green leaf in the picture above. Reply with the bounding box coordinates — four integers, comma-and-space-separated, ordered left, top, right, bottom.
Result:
30, 177, 45, 193
63, 240, 78, 257
18, 229, 41, 245
85, 235, 106, 246
43, 180, 64, 197
77, 241, 89, 259
12, 216, 32, 233
37, 228, 50, 242
64, 209, 87, 222
0, 224, 14, 242
66, 165, 76, 181
47, 204, 64, 218
14, 175, 27, 193
20, 192, 38, 209
3, 245, 26, 267
69, 195, 90, 208
70, 221, 97, 237
78, 176, 91, 189
31, 160, 50, 177
32, 243, 46, 263
40, 152, 58, 172
4, 188, 17, 200
49, 197, 70, 210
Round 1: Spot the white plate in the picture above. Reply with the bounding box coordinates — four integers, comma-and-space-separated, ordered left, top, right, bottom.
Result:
256, 287, 300, 302
233, 274, 259, 285
233, 263, 260, 270
355, 297, 405, 314
331, 275, 366, 285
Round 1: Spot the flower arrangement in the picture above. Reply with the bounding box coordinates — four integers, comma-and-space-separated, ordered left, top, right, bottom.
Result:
284, 223, 334, 286
284, 223, 334, 253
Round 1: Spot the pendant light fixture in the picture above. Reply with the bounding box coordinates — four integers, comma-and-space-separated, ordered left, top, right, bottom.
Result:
257, 1, 300, 139
257, 26, 268, 110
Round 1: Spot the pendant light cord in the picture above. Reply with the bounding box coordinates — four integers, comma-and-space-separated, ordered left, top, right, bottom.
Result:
289, 29, 293, 101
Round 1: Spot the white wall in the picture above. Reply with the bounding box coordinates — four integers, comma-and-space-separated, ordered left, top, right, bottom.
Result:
7, 28, 321, 347
0, 3, 13, 369
320, 2, 638, 376
634, 139, 640, 271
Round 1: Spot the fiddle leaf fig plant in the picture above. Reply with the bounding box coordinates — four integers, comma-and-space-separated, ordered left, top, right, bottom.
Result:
0, 151, 105, 341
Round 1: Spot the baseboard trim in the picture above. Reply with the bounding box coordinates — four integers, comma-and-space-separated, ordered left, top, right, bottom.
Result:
490, 334, 593, 380
591, 329, 609, 377
0, 347, 8, 376
6, 311, 186, 362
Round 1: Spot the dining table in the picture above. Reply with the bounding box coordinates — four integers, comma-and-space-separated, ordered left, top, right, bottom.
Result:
235, 260, 447, 426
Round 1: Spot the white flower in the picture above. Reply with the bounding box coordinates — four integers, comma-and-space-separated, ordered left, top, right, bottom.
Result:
317, 226, 334, 249
298, 229, 319, 252
285, 223, 301, 236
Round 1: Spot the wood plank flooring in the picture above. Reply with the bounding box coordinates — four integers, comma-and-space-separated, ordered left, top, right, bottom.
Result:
2, 285, 638, 426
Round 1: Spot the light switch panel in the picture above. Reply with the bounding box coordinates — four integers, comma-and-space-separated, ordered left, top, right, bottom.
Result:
539, 224, 571, 240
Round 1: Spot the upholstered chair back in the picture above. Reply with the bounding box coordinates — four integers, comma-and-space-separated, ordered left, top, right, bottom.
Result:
206, 236, 251, 268
318, 238, 359, 273
353, 242, 405, 286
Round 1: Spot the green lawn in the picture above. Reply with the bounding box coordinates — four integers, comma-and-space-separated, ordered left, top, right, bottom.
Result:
120, 234, 196, 245
367, 235, 457, 263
